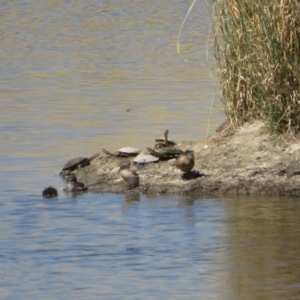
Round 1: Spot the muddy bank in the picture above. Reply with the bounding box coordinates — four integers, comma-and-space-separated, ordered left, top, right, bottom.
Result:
63, 121, 300, 197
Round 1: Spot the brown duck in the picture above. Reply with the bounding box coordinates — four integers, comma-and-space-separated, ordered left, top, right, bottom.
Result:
175, 150, 195, 172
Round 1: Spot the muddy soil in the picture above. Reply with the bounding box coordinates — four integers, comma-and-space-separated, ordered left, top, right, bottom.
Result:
62, 121, 300, 197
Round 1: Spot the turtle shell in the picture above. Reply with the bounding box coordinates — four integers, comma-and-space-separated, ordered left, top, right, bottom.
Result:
147, 147, 183, 159
62, 157, 90, 171
118, 147, 140, 156
103, 147, 140, 157
133, 151, 159, 164
285, 160, 300, 178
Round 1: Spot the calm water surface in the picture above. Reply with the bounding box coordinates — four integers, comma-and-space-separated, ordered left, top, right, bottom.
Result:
1, 1, 300, 299
1, 194, 300, 299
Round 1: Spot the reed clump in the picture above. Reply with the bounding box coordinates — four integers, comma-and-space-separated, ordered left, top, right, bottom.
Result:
209, 0, 300, 133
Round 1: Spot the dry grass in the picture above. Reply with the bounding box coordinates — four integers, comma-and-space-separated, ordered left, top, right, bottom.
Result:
208, 0, 300, 133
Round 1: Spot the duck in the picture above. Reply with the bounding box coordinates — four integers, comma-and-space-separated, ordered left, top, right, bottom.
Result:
119, 163, 139, 189
63, 174, 88, 192
175, 150, 195, 173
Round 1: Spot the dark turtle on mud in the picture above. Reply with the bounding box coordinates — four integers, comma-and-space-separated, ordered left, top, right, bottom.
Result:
284, 160, 300, 178
62, 157, 89, 172
102, 147, 140, 157
133, 151, 159, 165
60, 153, 100, 175
147, 146, 183, 160
155, 129, 176, 149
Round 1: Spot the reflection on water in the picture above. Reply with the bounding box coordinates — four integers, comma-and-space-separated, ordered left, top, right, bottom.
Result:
224, 196, 300, 300
123, 192, 141, 205
0, 193, 300, 299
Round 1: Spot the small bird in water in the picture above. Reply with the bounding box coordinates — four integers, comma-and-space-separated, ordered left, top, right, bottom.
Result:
63, 174, 88, 192
42, 186, 58, 198
120, 163, 139, 189
175, 150, 195, 173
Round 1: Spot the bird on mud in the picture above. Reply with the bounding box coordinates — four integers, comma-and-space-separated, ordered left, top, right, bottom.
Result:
175, 150, 195, 173
119, 163, 139, 189
63, 174, 88, 192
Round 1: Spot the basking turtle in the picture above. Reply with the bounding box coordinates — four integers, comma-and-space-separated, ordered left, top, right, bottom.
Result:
147, 146, 183, 160
62, 157, 89, 172
102, 147, 140, 157
155, 129, 176, 149
284, 160, 300, 178
133, 151, 159, 164
60, 153, 100, 176
42, 186, 58, 198
215, 121, 228, 133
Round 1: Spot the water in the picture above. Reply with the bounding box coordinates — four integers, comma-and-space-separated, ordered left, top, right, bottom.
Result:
1, 1, 300, 299
1, 194, 300, 299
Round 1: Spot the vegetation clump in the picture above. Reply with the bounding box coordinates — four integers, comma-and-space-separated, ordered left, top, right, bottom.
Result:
209, 0, 299, 133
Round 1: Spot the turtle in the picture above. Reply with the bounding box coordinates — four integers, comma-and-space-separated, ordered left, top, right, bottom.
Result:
146, 146, 183, 160
215, 121, 228, 133
42, 186, 58, 198
155, 129, 176, 149
102, 147, 140, 157
284, 160, 300, 178
133, 151, 159, 165
62, 157, 89, 173
60, 153, 100, 176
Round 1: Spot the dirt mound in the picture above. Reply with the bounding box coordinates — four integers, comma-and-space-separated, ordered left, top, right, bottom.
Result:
64, 121, 300, 196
